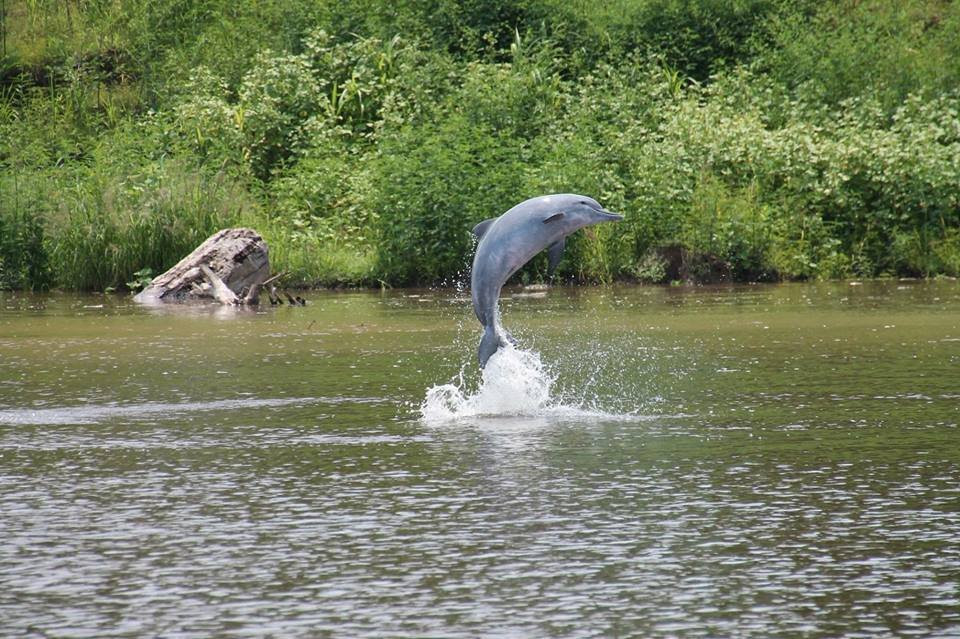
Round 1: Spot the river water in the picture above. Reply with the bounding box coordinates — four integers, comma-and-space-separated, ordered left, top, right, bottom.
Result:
1, 281, 958, 637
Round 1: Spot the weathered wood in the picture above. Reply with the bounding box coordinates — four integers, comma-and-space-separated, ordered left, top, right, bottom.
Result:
245, 272, 283, 306
242, 282, 262, 306
134, 228, 269, 304
199, 264, 240, 305
267, 283, 282, 305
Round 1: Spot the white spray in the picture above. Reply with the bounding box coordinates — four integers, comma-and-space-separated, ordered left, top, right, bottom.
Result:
420, 344, 552, 422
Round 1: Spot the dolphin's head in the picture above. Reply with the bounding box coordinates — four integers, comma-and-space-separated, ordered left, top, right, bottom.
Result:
546, 194, 623, 230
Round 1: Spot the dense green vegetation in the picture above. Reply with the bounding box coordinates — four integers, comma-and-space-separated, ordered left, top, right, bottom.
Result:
2, 0, 959, 290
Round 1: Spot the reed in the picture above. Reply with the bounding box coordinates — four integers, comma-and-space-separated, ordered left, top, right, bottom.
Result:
43, 162, 252, 290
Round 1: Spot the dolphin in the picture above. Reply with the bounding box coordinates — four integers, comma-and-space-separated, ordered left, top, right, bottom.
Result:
470, 194, 623, 367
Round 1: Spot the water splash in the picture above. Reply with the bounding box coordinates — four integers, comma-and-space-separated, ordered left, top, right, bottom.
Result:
419, 344, 647, 424
420, 345, 551, 421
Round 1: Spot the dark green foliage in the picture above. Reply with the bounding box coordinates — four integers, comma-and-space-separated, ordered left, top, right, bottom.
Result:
1, 0, 959, 289
371, 40, 567, 284
315, 0, 582, 61
594, 0, 788, 81
371, 113, 529, 284
0, 205, 50, 291
760, 0, 960, 111
125, 267, 155, 292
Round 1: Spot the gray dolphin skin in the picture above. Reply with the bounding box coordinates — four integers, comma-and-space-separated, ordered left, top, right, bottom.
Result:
470, 194, 623, 368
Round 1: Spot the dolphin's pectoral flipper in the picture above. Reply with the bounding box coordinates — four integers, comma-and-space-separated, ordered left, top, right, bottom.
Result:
547, 238, 565, 276
478, 324, 501, 368
502, 327, 518, 346
472, 218, 497, 239
543, 212, 565, 224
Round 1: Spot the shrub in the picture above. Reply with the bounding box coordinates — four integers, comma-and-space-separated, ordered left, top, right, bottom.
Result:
576, 0, 795, 80
601, 72, 960, 280
371, 50, 567, 284
371, 112, 530, 285
759, 0, 960, 112
171, 30, 446, 179
680, 175, 778, 281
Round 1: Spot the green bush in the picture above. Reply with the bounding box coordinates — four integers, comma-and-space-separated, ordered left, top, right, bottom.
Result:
759, 0, 960, 112
680, 176, 778, 281
569, 0, 796, 80
371, 47, 569, 284
371, 112, 529, 285
2, 0, 959, 290
596, 73, 960, 280
171, 30, 447, 179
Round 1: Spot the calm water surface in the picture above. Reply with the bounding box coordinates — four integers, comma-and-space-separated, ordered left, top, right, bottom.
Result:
1, 281, 958, 637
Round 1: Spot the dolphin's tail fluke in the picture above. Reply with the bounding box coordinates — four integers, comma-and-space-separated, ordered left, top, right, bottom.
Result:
478, 324, 501, 368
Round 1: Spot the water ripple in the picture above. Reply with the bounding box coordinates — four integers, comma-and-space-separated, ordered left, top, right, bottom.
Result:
0, 396, 387, 426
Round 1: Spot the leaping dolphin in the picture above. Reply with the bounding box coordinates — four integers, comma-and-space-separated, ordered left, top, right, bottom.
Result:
470, 194, 623, 367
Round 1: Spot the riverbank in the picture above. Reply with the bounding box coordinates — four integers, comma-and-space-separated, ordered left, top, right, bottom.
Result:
2, 1, 959, 291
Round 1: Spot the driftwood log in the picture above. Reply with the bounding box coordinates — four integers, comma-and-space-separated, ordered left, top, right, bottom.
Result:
134, 228, 270, 305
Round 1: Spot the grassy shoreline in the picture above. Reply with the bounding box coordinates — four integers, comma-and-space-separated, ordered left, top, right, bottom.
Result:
2, 1, 959, 291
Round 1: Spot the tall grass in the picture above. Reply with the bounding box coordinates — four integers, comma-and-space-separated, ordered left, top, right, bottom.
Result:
0, 179, 50, 290
40, 161, 253, 290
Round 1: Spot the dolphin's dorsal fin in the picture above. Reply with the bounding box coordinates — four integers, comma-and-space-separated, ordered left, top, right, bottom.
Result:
543, 212, 565, 224
472, 218, 497, 239
547, 237, 565, 276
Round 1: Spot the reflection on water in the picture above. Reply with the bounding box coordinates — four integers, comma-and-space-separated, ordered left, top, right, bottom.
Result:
1, 282, 959, 637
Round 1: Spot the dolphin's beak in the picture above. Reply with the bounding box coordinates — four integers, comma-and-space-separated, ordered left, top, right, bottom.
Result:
600, 209, 624, 222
